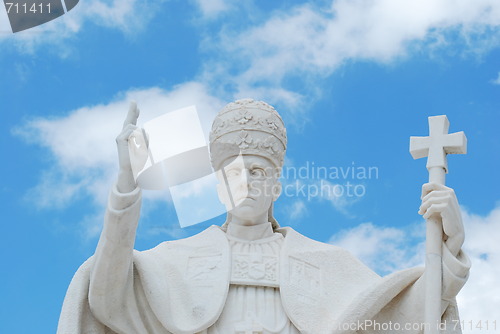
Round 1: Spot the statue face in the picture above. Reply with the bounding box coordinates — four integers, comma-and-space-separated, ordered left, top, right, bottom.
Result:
217, 155, 281, 222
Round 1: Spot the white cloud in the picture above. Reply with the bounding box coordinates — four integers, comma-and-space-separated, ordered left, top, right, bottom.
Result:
78, 211, 109, 240
329, 222, 425, 275
14, 81, 225, 236
320, 180, 362, 215
288, 200, 307, 221
5, 0, 500, 112
205, 0, 500, 108
456, 206, 500, 329
192, 0, 229, 19
280, 176, 364, 217
0, 0, 164, 53
16, 83, 220, 173
491, 72, 500, 85
328, 205, 500, 333
24, 168, 90, 209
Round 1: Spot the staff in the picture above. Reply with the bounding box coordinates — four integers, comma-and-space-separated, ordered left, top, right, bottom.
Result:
410, 115, 467, 334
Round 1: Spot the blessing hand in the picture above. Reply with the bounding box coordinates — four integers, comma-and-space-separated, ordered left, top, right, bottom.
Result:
116, 101, 143, 193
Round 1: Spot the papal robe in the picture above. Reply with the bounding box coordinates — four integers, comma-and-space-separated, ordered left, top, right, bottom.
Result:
57, 186, 470, 334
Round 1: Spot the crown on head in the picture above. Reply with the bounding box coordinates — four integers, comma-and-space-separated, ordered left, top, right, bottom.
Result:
209, 98, 287, 169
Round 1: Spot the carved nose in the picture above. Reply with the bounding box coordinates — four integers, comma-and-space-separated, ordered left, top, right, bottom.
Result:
241, 169, 251, 185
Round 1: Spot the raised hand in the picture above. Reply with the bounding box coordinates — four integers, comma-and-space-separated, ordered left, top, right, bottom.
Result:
116, 101, 141, 193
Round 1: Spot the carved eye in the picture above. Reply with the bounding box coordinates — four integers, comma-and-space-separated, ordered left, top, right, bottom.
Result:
226, 169, 240, 178
250, 168, 266, 179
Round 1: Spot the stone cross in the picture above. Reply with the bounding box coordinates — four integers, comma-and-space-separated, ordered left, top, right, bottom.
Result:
410, 115, 467, 334
410, 115, 467, 179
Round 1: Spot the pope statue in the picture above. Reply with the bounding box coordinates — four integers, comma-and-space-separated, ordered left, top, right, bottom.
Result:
58, 99, 470, 334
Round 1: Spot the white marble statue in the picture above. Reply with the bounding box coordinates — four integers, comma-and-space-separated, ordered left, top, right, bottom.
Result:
58, 99, 470, 334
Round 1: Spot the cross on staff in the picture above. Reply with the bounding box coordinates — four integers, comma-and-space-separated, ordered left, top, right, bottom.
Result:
410, 115, 467, 334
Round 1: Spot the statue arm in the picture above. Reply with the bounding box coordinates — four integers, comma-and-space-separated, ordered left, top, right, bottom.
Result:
375, 184, 470, 330
88, 102, 151, 332
88, 184, 142, 326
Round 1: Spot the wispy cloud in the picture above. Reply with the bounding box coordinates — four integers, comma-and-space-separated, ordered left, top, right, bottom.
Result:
329, 221, 425, 275
201, 0, 500, 111
286, 200, 307, 221
279, 178, 363, 218
491, 72, 500, 85
316, 179, 363, 216
192, 0, 230, 19
6, 0, 499, 110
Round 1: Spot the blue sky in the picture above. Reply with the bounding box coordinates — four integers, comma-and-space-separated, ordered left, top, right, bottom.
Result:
1, 1, 499, 333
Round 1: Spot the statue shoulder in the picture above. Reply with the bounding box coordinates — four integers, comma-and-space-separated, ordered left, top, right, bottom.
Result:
137, 225, 228, 258
278, 226, 353, 255
279, 226, 380, 283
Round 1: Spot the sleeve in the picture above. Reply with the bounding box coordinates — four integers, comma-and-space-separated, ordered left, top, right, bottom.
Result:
441, 244, 470, 302
88, 183, 152, 333
109, 183, 142, 211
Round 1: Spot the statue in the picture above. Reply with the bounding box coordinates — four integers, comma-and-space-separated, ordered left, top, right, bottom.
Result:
58, 99, 470, 334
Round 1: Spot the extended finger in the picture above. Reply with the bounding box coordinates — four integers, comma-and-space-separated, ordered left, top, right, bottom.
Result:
123, 101, 140, 129
419, 195, 449, 215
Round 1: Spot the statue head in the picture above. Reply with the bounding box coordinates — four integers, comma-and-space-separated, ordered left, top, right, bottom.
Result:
209, 98, 287, 230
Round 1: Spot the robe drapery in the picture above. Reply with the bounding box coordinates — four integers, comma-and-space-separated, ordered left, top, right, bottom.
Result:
58, 226, 467, 334
58, 187, 470, 334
